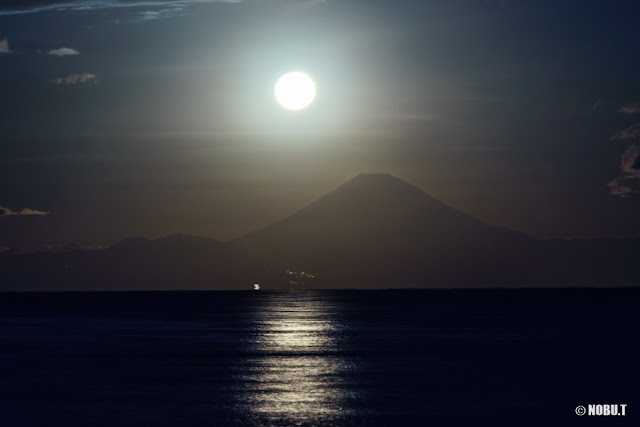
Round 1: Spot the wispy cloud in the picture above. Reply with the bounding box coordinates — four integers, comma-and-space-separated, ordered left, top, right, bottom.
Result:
131, 5, 186, 22
49, 47, 80, 56
611, 122, 640, 141
51, 73, 97, 85
0, 1, 242, 17
609, 145, 640, 197
0, 206, 49, 216
619, 103, 640, 114
620, 144, 640, 174
0, 37, 12, 54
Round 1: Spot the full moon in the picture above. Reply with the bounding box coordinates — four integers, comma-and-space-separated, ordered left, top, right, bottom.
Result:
274, 72, 316, 111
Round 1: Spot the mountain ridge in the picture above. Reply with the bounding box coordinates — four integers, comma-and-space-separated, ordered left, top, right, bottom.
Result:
233, 172, 532, 287
1, 173, 639, 290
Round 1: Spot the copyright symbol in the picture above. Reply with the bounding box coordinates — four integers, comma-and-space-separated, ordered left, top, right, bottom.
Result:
575, 406, 586, 416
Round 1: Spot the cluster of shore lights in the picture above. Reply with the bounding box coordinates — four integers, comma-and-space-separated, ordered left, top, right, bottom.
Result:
286, 271, 318, 278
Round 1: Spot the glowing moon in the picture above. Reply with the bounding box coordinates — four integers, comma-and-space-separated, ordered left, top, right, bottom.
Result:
274, 72, 316, 111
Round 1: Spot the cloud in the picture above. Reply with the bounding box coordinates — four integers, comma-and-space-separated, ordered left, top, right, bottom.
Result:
611, 122, 640, 141
609, 145, 640, 197
619, 103, 640, 114
0, 37, 12, 54
0, 1, 242, 17
620, 144, 640, 173
0, 206, 50, 216
608, 177, 638, 197
51, 73, 97, 85
48, 47, 80, 56
19, 208, 50, 216
131, 6, 187, 22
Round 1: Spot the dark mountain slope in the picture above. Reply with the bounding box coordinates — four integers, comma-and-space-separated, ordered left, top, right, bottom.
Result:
0, 234, 277, 291
235, 173, 534, 287
2, 175, 638, 291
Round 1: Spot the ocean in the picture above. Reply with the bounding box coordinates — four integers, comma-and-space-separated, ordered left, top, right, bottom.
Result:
1, 288, 638, 426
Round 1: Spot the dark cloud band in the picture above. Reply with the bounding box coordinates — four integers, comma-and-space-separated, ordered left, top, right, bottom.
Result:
0, 0, 241, 16
0, 206, 49, 216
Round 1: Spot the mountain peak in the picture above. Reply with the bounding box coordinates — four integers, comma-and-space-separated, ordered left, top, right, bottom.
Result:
322, 172, 442, 210
241, 173, 485, 236
353, 172, 395, 179
349, 172, 408, 186
235, 174, 529, 284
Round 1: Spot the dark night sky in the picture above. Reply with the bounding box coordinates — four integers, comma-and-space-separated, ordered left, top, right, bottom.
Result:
1, 0, 640, 249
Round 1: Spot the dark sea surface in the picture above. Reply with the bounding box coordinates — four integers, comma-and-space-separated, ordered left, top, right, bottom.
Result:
0, 288, 638, 426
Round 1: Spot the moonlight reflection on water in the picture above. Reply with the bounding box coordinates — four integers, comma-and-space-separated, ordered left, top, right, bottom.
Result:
239, 292, 356, 424
2, 290, 635, 426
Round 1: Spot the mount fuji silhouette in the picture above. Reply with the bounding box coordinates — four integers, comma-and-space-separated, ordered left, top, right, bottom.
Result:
1, 173, 638, 290
235, 173, 532, 287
